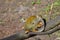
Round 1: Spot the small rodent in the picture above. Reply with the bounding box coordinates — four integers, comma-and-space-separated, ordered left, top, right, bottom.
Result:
22, 15, 44, 33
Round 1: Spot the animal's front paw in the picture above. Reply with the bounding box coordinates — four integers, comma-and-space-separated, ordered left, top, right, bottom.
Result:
25, 30, 30, 34
32, 29, 38, 32
37, 22, 43, 28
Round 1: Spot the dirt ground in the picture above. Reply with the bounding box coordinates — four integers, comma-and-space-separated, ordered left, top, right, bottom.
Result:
0, 0, 60, 40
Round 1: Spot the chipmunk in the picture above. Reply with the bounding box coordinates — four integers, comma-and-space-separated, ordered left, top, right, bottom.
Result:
21, 15, 44, 33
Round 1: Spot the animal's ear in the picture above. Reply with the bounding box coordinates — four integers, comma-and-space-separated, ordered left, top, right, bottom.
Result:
19, 18, 26, 23
36, 15, 42, 18
38, 15, 42, 17
36, 15, 39, 18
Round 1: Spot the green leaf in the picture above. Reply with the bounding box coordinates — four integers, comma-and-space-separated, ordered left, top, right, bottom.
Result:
36, 0, 41, 4
32, 1, 35, 5
54, 2, 60, 6
44, 4, 51, 12
54, 0, 60, 6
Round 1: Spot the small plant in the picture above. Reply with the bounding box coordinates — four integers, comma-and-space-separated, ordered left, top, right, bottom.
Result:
44, 4, 51, 13
44, 0, 60, 13
36, 0, 41, 4
53, 0, 60, 6
32, 0, 41, 5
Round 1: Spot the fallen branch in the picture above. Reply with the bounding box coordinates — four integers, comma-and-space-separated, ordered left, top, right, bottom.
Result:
29, 25, 60, 35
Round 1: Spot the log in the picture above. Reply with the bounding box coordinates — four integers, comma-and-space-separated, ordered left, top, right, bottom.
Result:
45, 15, 60, 31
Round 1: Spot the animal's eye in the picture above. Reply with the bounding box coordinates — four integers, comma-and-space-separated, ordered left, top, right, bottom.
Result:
32, 21, 35, 24
24, 18, 25, 20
